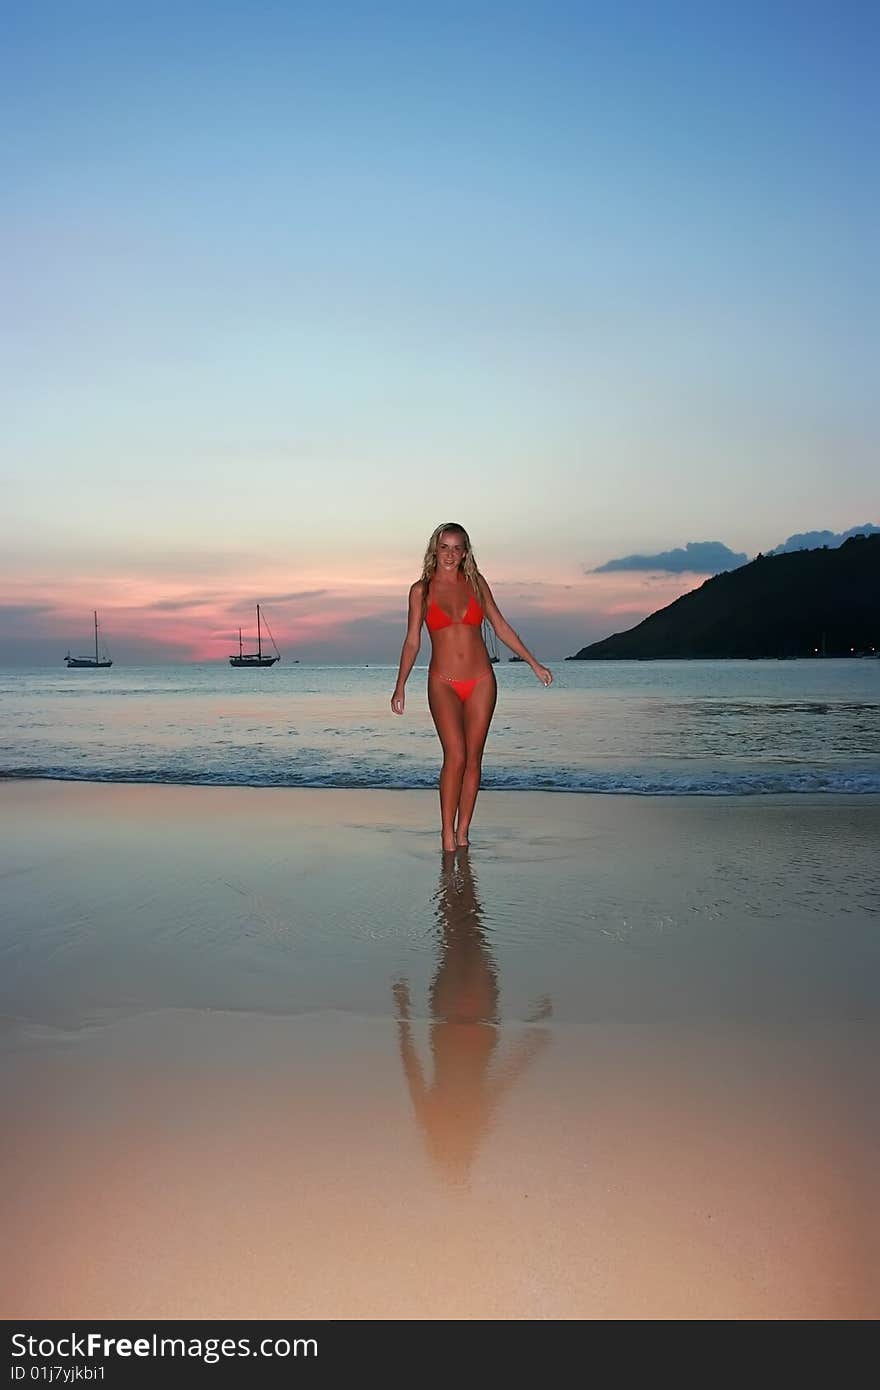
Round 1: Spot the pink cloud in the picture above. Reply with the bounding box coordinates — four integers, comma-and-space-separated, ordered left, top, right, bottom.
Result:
0, 563, 707, 663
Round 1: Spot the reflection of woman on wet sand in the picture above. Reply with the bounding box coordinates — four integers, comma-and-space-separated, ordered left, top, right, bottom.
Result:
393, 851, 551, 1185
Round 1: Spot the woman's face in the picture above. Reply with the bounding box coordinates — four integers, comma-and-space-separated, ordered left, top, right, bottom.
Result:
437, 531, 466, 572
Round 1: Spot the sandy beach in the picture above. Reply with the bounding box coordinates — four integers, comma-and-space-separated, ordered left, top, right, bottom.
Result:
1, 780, 878, 1319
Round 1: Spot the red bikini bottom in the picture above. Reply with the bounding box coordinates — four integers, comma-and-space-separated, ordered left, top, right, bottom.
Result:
429, 669, 494, 702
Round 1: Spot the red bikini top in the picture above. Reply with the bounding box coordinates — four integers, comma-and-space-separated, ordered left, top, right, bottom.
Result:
425, 586, 484, 632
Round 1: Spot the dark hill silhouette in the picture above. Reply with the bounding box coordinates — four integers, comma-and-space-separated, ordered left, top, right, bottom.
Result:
569, 534, 880, 659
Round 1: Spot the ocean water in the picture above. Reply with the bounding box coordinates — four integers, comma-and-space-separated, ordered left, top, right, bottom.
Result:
1, 659, 878, 796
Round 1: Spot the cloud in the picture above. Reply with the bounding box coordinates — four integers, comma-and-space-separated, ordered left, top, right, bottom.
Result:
766, 523, 879, 555
0, 603, 55, 620
146, 597, 223, 612
256, 589, 329, 605
144, 589, 328, 613
591, 541, 747, 575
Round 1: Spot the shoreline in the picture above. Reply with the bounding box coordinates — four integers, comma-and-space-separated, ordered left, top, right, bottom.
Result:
3, 772, 880, 797
2, 779, 877, 1318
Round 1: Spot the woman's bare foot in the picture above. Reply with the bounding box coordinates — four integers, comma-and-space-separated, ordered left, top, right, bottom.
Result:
442, 832, 457, 852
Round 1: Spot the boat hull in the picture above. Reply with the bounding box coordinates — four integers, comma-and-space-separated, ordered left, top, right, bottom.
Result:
229, 656, 279, 667
65, 659, 113, 668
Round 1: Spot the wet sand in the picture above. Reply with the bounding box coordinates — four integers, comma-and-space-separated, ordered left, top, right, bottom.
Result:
1, 781, 878, 1319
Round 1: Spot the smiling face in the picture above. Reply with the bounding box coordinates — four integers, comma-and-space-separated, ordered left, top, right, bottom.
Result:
437, 530, 467, 573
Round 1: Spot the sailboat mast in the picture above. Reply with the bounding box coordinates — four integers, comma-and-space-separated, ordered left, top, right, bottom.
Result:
257, 604, 262, 658
239, 628, 243, 658
94, 611, 99, 664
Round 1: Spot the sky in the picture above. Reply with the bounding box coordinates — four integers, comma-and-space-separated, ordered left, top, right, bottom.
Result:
2, 0, 877, 663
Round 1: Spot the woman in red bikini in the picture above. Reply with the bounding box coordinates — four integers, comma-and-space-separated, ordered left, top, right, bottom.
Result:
391, 522, 552, 852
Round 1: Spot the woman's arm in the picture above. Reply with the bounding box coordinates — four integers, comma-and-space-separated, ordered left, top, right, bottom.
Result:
478, 576, 553, 686
391, 581, 426, 713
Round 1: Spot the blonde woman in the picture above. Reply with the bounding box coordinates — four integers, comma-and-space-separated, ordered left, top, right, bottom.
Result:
391, 522, 552, 851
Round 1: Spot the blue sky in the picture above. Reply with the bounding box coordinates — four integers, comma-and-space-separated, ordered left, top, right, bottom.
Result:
2, 1, 877, 661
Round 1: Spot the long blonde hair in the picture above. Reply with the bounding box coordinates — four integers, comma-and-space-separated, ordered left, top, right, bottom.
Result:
420, 523, 482, 597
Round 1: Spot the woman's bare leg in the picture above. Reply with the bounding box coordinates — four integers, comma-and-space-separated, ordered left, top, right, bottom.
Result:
427, 677, 467, 851
456, 675, 497, 845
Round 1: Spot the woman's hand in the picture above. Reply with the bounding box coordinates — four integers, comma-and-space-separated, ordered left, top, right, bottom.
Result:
391, 688, 406, 714
533, 663, 553, 687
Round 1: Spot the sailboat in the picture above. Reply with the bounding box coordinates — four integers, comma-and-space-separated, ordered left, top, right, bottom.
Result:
65, 611, 112, 668
229, 603, 281, 667
483, 619, 500, 663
